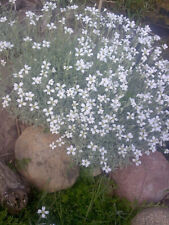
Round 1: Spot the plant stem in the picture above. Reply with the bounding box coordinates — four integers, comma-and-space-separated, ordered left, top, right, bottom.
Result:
98, 0, 104, 11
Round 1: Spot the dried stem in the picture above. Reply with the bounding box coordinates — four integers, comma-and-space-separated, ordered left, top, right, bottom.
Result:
98, 0, 104, 11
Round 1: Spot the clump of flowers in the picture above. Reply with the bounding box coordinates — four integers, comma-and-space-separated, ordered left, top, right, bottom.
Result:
0, 1, 169, 173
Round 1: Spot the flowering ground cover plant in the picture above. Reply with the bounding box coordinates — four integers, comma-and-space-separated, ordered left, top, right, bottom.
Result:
0, 0, 169, 173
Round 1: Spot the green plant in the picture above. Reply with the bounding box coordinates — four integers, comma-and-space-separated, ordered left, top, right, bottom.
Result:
15, 158, 31, 171
0, 172, 137, 225
0, 1, 169, 173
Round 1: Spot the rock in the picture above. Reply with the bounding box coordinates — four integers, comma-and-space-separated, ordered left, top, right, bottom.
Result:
0, 108, 18, 162
110, 152, 169, 204
0, 107, 29, 162
16, 0, 42, 10
0, 161, 29, 214
131, 207, 169, 225
92, 167, 102, 177
15, 126, 79, 192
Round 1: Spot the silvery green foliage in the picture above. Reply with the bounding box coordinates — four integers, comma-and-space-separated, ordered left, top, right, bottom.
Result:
0, 1, 169, 172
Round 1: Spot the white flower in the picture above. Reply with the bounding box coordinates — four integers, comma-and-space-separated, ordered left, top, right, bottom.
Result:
126, 112, 134, 120
125, 133, 133, 142
66, 145, 76, 155
162, 44, 168, 50
0, 17, 7, 23
63, 65, 73, 70
42, 40, 50, 48
52, 67, 56, 73
23, 36, 32, 42
32, 42, 41, 49
81, 159, 90, 167
9, 0, 16, 4
47, 23, 57, 30
87, 141, 98, 151
29, 102, 39, 111
47, 97, 58, 106
49, 142, 56, 150
86, 74, 96, 85
43, 107, 53, 117
37, 206, 49, 218
132, 158, 141, 166
164, 149, 169, 154
32, 76, 42, 85
17, 98, 26, 108
48, 79, 54, 86
1, 60, 6, 66
99, 147, 107, 156
102, 164, 111, 173
44, 85, 55, 95
64, 27, 74, 34
25, 92, 34, 101
41, 60, 51, 70
14, 82, 23, 91
2, 95, 11, 108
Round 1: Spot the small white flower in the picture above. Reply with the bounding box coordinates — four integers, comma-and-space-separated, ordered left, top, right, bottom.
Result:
64, 27, 74, 34
29, 102, 39, 111
126, 112, 134, 120
162, 44, 168, 50
23, 36, 32, 42
63, 65, 73, 70
49, 142, 56, 150
25, 92, 34, 101
17, 98, 26, 108
32, 42, 41, 49
102, 164, 111, 173
43, 107, 53, 117
52, 67, 56, 73
1, 60, 6, 66
32, 76, 42, 85
0, 17, 7, 23
132, 158, 142, 166
164, 149, 169, 154
47, 97, 58, 106
2, 95, 11, 108
47, 23, 57, 30
41, 60, 51, 70
9, 0, 16, 4
42, 40, 50, 48
67, 145, 76, 155
81, 159, 90, 167
37, 206, 49, 218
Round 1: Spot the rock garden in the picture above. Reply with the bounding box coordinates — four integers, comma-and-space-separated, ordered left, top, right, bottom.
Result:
0, 0, 169, 224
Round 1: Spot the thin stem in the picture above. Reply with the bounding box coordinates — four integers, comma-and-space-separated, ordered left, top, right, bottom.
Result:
98, 0, 104, 11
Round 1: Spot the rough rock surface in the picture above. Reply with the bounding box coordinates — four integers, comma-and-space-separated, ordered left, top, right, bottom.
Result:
0, 161, 29, 214
15, 126, 79, 192
16, 0, 42, 10
110, 152, 169, 203
131, 207, 169, 225
0, 108, 18, 162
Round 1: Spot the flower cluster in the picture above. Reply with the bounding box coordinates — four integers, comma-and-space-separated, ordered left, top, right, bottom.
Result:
0, 1, 169, 173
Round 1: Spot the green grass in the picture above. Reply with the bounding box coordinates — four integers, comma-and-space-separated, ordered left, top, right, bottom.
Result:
0, 170, 138, 225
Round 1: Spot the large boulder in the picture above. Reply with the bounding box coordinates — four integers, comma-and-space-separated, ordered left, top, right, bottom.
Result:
15, 126, 79, 192
110, 152, 169, 204
131, 207, 169, 225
